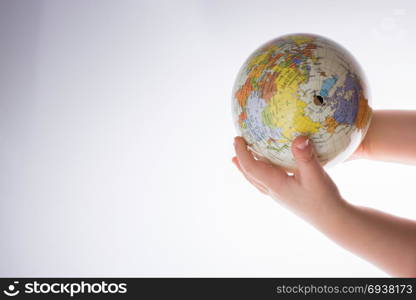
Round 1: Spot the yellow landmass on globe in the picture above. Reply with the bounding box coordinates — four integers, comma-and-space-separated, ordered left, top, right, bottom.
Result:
262, 63, 321, 140
289, 35, 314, 46
247, 45, 278, 71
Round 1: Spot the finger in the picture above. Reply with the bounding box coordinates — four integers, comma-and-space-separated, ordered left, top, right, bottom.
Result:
232, 157, 268, 194
252, 151, 272, 163
234, 136, 288, 188
291, 136, 326, 183
233, 156, 268, 190
232, 157, 268, 193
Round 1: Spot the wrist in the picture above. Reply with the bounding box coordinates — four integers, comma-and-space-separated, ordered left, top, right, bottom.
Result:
305, 197, 353, 230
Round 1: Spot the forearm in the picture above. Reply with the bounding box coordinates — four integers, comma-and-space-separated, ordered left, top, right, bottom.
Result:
361, 110, 416, 164
309, 200, 416, 277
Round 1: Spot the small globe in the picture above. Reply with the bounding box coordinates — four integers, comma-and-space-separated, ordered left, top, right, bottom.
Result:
232, 33, 372, 170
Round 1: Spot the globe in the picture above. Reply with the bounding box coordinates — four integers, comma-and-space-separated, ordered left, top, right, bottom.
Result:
232, 33, 372, 170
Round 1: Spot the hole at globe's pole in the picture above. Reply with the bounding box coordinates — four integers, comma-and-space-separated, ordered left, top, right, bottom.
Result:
314, 95, 325, 106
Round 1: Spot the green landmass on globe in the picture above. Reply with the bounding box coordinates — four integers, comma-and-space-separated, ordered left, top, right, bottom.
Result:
232, 33, 372, 170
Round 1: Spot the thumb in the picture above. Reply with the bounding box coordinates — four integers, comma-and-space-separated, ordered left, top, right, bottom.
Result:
291, 136, 325, 183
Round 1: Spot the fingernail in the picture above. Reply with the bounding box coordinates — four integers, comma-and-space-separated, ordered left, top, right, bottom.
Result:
296, 138, 309, 150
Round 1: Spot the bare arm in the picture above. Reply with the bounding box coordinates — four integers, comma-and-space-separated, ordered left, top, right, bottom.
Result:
311, 202, 416, 277
358, 110, 416, 164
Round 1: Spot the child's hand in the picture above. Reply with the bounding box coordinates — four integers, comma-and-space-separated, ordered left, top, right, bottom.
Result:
232, 136, 346, 222
233, 134, 416, 277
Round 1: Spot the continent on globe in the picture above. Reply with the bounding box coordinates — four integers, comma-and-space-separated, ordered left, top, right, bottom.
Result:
232, 33, 372, 170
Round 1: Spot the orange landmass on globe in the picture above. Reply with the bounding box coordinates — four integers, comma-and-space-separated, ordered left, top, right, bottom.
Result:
258, 72, 278, 102
235, 78, 253, 108
301, 43, 317, 58
236, 52, 284, 109
238, 111, 247, 127
355, 91, 372, 129
236, 49, 283, 125
325, 116, 339, 133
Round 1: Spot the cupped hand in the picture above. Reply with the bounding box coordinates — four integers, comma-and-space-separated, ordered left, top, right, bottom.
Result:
232, 136, 347, 221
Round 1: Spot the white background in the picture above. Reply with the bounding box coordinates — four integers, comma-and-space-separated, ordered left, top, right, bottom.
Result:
1, 0, 415, 277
